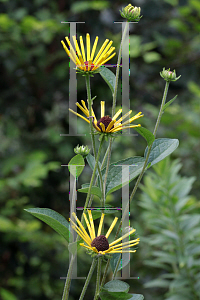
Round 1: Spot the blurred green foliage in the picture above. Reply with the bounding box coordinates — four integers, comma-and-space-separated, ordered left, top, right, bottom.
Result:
138, 157, 200, 299
0, 0, 200, 299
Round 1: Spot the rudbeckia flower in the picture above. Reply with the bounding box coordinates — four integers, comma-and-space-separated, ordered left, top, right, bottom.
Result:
61, 33, 116, 74
69, 210, 140, 255
69, 100, 143, 134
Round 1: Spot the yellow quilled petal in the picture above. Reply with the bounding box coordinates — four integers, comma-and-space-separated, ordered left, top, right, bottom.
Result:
97, 213, 105, 236
81, 100, 89, 114
122, 113, 143, 126
100, 122, 106, 132
79, 243, 93, 251
106, 120, 116, 132
100, 52, 116, 65
101, 101, 105, 118
80, 36, 86, 62
69, 108, 90, 124
109, 228, 136, 247
95, 41, 113, 64
76, 102, 89, 117
112, 109, 122, 120
112, 241, 139, 251
93, 39, 109, 64
72, 213, 92, 244
90, 36, 98, 61
72, 36, 82, 58
112, 238, 140, 249
71, 224, 91, 246
78, 55, 86, 71
109, 250, 136, 253
61, 41, 77, 64
65, 37, 82, 66
83, 213, 94, 240
105, 217, 118, 238
110, 124, 141, 133
115, 110, 132, 126
86, 33, 90, 61
87, 210, 95, 240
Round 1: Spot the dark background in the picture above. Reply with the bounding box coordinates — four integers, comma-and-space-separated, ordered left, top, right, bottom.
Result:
0, 0, 200, 299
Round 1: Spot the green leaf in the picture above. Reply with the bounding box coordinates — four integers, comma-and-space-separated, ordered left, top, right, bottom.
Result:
128, 294, 144, 300
68, 239, 83, 254
78, 184, 102, 199
103, 157, 145, 195
68, 154, 85, 178
103, 280, 129, 293
100, 280, 131, 300
134, 127, 155, 146
110, 253, 130, 272
99, 67, 116, 95
100, 291, 132, 300
86, 153, 102, 174
24, 208, 70, 242
145, 138, 179, 166
162, 95, 178, 111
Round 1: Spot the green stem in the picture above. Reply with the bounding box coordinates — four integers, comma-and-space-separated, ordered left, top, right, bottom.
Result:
62, 137, 104, 300
62, 255, 75, 300
93, 256, 102, 300
112, 21, 129, 117
112, 255, 121, 279
100, 81, 170, 286
85, 74, 105, 204
102, 21, 129, 207
79, 258, 97, 300
87, 140, 111, 209
85, 74, 96, 158
84, 136, 105, 210
103, 137, 112, 204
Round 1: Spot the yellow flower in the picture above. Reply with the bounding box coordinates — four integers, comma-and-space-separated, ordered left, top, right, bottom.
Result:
70, 210, 140, 255
69, 100, 143, 134
61, 33, 116, 73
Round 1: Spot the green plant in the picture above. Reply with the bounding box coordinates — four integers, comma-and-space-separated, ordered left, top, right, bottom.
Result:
139, 158, 200, 300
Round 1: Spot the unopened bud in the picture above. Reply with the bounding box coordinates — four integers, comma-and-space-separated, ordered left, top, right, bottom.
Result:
120, 4, 142, 22
74, 145, 90, 158
160, 68, 181, 82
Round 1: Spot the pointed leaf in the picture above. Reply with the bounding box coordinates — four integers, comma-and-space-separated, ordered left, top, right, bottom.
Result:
162, 95, 178, 111
103, 280, 130, 293
145, 138, 179, 166
100, 280, 132, 300
100, 291, 132, 300
110, 253, 130, 272
86, 153, 102, 174
103, 157, 145, 195
134, 127, 155, 146
99, 66, 116, 95
68, 239, 83, 254
68, 154, 85, 178
78, 184, 102, 199
24, 208, 70, 242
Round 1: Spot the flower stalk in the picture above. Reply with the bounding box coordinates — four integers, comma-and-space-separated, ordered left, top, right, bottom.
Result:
79, 258, 98, 300
100, 81, 171, 287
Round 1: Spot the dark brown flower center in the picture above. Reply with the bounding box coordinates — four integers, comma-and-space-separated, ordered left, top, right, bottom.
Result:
91, 235, 109, 251
84, 61, 95, 71
97, 116, 113, 132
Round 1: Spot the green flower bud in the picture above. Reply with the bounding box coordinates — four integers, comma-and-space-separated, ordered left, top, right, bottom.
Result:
74, 145, 90, 158
120, 4, 142, 22
160, 68, 181, 82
